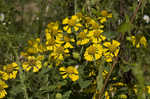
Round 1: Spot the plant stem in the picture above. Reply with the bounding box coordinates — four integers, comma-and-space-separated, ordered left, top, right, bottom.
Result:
131, 0, 143, 23
14, 49, 29, 99
74, 0, 77, 14
98, 57, 118, 99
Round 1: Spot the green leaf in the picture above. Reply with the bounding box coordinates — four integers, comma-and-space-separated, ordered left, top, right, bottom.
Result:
117, 14, 134, 34
62, 90, 72, 99
78, 79, 92, 89
117, 22, 133, 34
96, 64, 104, 91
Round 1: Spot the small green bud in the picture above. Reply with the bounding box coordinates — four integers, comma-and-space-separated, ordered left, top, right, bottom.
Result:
56, 93, 62, 99
73, 52, 80, 59
126, 36, 131, 41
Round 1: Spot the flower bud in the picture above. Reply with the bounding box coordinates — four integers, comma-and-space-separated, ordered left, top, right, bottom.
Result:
73, 52, 80, 59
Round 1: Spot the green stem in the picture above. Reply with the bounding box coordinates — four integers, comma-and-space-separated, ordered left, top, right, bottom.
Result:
74, 0, 77, 14
14, 49, 29, 99
86, 0, 92, 16
38, 0, 48, 35
79, 46, 84, 61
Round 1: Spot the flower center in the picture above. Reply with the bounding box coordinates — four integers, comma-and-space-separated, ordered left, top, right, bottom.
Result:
93, 30, 102, 38
66, 67, 75, 74
109, 45, 116, 52
69, 19, 76, 26
78, 32, 86, 39
29, 59, 36, 67
88, 46, 96, 55
56, 46, 64, 54
64, 36, 70, 42
5, 65, 13, 73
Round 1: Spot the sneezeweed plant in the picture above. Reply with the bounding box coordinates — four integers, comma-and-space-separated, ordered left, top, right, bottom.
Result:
0, 10, 150, 99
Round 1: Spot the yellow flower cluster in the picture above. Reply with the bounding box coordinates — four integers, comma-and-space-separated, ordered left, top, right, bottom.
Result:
24, 38, 46, 55
0, 10, 120, 98
41, 11, 118, 81
129, 35, 147, 48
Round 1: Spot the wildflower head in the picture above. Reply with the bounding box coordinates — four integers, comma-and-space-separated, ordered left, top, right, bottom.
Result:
50, 44, 69, 61
62, 15, 82, 34
0, 62, 19, 80
130, 35, 147, 48
100, 10, 112, 18
103, 40, 120, 56
77, 29, 89, 45
84, 44, 103, 61
59, 66, 79, 81
22, 56, 42, 72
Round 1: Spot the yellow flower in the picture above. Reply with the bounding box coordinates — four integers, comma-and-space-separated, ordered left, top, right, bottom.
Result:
0, 62, 19, 80
130, 35, 147, 48
45, 33, 56, 51
100, 10, 112, 18
133, 85, 138, 94
131, 36, 136, 46
87, 29, 105, 43
89, 70, 96, 77
85, 17, 99, 29
50, 44, 69, 61
46, 22, 62, 36
103, 40, 120, 56
56, 35, 75, 48
99, 17, 107, 23
103, 40, 120, 62
119, 94, 127, 99
20, 52, 28, 58
103, 51, 114, 62
102, 70, 108, 79
26, 38, 46, 54
140, 36, 147, 47
77, 29, 90, 45
146, 86, 150, 94
84, 44, 103, 61
98, 10, 112, 24
112, 82, 126, 86
105, 91, 110, 99
0, 80, 8, 98
22, 56, 42, 72
59, 66, 79, 81
63, 15, 82, 34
